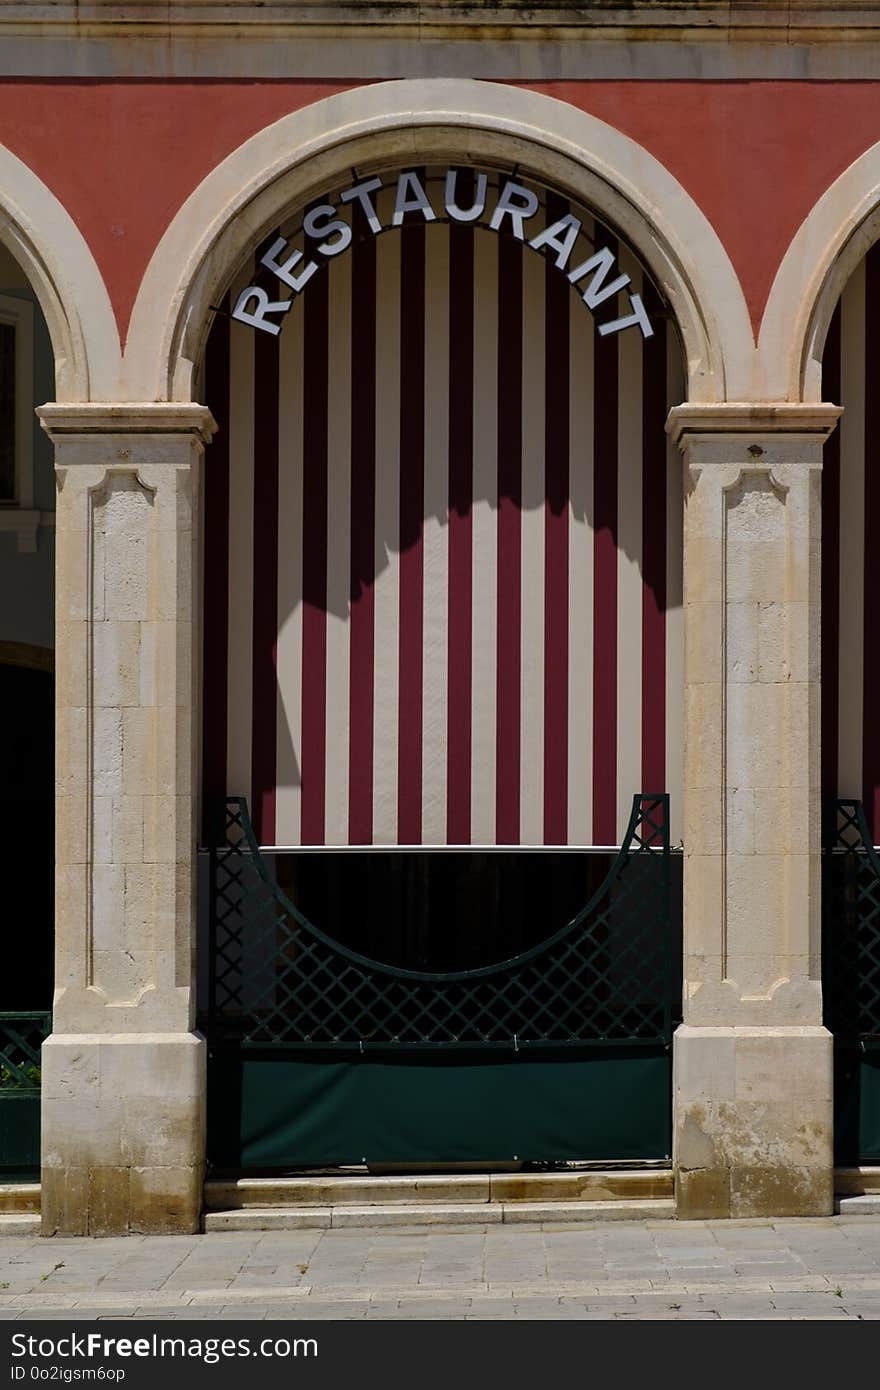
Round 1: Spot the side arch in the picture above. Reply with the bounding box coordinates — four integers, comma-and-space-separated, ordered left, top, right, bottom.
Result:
759, 139, 880, 402
0, 141, 120, 400
123, 78, 753, 404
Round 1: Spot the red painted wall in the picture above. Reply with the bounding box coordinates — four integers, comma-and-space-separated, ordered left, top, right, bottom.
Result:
0, 79, 877, 342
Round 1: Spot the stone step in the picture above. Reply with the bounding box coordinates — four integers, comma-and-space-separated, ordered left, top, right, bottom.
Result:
836, 1194, 880, 1215
203, 1198, 676, 1231
0, 1184, 40, 1215
204, 1168, 673, 1211
0, 1212, 39, 1236
834, 1167, 880, 1196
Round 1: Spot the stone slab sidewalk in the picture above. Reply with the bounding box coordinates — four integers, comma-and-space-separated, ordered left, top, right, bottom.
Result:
4, 1216, 880, 1319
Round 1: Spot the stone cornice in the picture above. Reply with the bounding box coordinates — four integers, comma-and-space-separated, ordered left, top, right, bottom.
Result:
6, 3, 880, 35
5, 4, 880, 77
37, 402, 218, 443
666, 402, 843, 447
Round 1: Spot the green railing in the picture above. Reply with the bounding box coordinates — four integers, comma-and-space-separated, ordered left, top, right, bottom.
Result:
824, 800, 880, 1161
824, 800, 880, 1043
204, 794, 673, 1052
0, 1011, 50, 1180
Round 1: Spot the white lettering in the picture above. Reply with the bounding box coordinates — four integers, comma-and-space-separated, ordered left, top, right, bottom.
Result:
392, 170, 437, 226
340, 176, 384, 233
567, 246, 630, 309
528, 213, 581, 270
444, 169, 488, 223
231, 285, 293, 337
598, 292, 654, 339
227, 167, 654, 340
303, 203, 352, 257
489, 180, 540, 241
260, 235, 318, 293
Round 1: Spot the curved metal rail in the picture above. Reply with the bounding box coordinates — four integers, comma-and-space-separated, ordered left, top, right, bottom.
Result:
205, 794, 671, 1051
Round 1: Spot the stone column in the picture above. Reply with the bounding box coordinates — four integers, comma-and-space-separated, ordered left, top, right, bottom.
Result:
668, 402, 841, 1220
38, 403, 216, 1236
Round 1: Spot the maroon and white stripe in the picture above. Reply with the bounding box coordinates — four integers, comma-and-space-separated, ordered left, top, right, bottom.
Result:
822, 243, 880, 840
203, 205, 685, 848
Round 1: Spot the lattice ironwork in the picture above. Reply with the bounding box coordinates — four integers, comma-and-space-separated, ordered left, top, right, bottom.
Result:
0, 1012, 49, 1090
825, 800, 880, 1040
204, 795, 672, 1050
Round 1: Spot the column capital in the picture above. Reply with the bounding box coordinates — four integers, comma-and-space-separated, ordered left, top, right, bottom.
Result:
37, 401, 217, 443
666, 401, 841, 450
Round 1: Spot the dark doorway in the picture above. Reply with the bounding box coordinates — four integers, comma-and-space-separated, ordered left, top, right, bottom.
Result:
0, 661, 53, 1009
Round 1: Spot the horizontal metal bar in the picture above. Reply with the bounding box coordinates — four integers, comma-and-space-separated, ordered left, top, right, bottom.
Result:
199, 844, 679, 856
207, 1037, 670, 1052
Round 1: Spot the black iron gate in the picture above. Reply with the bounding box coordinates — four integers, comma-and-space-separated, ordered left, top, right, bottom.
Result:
824, 799, 880, 1161
202, 794, 678, 1170
0, 1012, 50, 1180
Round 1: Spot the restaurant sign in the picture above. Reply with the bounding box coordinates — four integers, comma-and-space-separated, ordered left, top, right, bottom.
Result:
232, 167, 653, 340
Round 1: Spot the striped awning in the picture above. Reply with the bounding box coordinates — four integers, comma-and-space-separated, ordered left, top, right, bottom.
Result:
201, 171, 685, 848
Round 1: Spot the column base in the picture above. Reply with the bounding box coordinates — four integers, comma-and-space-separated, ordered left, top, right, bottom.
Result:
40, 1032, 206, 1236
673, 1024, 834, 1220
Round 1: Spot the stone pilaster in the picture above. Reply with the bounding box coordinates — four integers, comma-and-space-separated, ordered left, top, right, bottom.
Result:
39, 403, 216, 1236
668, 402, 841, 1220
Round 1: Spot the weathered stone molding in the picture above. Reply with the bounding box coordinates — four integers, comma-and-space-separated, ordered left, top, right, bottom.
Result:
38, 402, 217, 440
667, 402, 843, 443
4, 4, 880, 84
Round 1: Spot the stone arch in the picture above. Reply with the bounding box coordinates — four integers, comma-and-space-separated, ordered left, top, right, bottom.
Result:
0, 141, 120, 401
123, 78, 753, 404
759, 139, 880, 402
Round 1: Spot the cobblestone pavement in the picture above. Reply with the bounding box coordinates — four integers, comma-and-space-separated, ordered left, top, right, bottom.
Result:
4, 1217, 880, 1319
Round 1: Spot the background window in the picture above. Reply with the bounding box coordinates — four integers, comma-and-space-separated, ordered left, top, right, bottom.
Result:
0, 294, 33, 515
0, 319, 14, 501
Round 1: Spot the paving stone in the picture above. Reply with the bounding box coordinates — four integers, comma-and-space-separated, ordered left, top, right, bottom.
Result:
5, 1216, 880, 1319
21, 1309, 136, 1320
123, 1306, 236, 1320
260, 1301, 369, 1319
767, 1293, 852, 1316
514, 1303, 594, 1318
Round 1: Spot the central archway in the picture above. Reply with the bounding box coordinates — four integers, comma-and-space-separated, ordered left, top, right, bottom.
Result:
195, 131, 691, 1170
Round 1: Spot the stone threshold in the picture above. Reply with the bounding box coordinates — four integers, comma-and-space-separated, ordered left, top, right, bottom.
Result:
203, 1198, 676, 1230
0, 1184, 39, 1215
2, 1169, 876, 1234
0, 1213, 39, 1235
204, 1167, 674, 1211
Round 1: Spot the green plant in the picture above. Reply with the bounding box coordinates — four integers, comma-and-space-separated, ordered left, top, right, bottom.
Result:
0, 1062, 41, 1089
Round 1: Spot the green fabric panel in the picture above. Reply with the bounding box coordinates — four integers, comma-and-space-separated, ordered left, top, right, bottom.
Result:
207, 1047, 671, 1168
0, 1094, 40, 1180
834, 1045, 880, 1163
